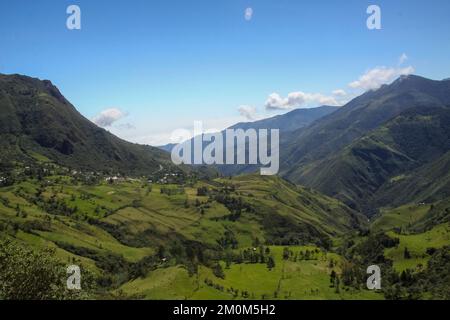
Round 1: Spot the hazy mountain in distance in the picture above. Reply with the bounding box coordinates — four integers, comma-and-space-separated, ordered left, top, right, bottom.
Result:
157, 105, 339, 153
158, 143, 177, 153
229, 106, 339, 132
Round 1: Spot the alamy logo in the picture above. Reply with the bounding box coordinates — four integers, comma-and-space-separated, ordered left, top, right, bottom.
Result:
367, 5, 381, 30
366, 265, 381, 290
64, 5, 380, 31
67, 265, 81, 290
66, 5, 81, 30
170, 121, 279, 175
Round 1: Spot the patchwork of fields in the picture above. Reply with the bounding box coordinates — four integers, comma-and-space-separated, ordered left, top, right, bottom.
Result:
1, 173, 449, 299
120, 246, 381, 300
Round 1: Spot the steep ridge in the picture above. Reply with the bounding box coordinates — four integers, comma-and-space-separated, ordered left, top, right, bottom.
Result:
0, 74, 174, 175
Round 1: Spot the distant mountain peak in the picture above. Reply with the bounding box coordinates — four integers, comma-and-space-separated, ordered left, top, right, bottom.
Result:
391, 74, 424, 85
380, 74, 449, 95
397, 74, 412, 81
393, 74, 442, 84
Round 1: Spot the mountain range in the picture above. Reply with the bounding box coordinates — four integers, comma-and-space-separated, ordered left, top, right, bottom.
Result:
1, 72, 449, 300
1, 73, 449, 218
159, 75, 450, 216
280, 75, 450, 215
157, 105, 338, 153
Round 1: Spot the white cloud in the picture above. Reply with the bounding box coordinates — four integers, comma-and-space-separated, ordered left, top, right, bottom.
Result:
92, 108, 127, 127
332, 89, 347, 97
265, 91, 339, 110
349, 66, 415, 91
399, 53, 408, 65
238, 105, 258, 120
244, 7, 253, 21
265, 93, 287, 110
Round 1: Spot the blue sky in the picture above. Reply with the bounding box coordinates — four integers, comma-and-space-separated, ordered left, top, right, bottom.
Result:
1, 0, 450, 145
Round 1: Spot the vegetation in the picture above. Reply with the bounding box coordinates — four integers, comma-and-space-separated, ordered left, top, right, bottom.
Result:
279, 76, 450, 217
0, 74, 449, 300
1, 163, 447, 299
0, 240, 94, 299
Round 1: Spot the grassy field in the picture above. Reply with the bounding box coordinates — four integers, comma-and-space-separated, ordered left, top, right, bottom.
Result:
1, 173, 447, 299
119, 245, 382, 300
384, 223, 450, 272
371, 200, 450, 272
0, 179, 155, 272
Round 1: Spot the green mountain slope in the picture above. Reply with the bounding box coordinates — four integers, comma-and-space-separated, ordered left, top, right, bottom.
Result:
281, 75, 450, 182
372, 198, 450, 234
374, 151, 450, 210
294, 105, 450, 215
205, 76, 450, 215
0, 74, 173, 175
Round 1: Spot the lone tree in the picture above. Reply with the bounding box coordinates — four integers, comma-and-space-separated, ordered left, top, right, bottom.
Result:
330, 270, 337, 287
213, 263, 225, 279
404, 247, 412, 259
267, 256, 276, 271
335, 276, 340, 294
282, 247, 291, 260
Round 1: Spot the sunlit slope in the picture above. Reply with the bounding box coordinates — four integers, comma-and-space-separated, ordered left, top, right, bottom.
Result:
0, 174, 365, 277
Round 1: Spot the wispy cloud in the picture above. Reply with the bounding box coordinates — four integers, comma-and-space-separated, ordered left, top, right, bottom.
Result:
399, 53, 408, 65
265, 91, 338, 110
332, 89, 347, 97
244, 7, 253, 21
92, 108, 127, 127
255, 57, 414, 114
349, 66, 415, 91
238, 105, 258, 120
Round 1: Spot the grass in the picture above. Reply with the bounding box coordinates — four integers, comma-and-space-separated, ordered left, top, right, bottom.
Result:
385, 223, 450, 272
1, 174, 446, 300
0, 180, 154, 265
372, 203, 431, 232
119, 246, 383, 300
118, 266, 199, 299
